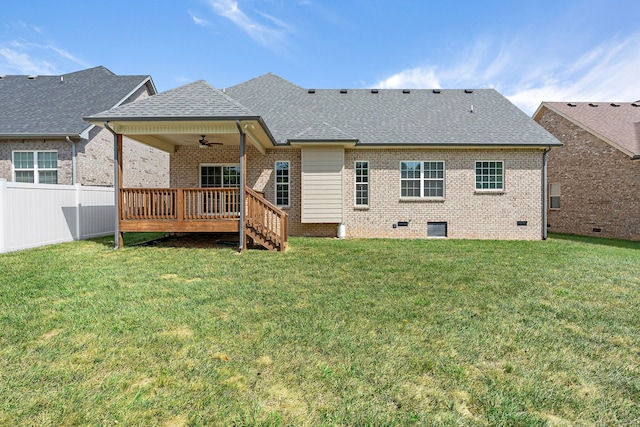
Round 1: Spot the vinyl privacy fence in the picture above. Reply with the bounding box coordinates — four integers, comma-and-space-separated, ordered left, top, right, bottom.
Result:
0, 180, 114, 253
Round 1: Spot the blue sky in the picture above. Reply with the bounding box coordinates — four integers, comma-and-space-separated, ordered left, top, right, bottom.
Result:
1, 0, 639, 114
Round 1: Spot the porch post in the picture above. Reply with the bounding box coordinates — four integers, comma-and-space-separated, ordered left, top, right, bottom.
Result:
238, 123, 247, 252
116, 134, 124, 248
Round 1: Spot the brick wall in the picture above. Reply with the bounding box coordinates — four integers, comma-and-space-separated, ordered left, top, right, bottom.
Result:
343, 148, 544, 239
537, 109, 640, 240
171, 144, 545, 239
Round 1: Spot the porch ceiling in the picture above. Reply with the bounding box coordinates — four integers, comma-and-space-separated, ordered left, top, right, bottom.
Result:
98, 119, 273, 154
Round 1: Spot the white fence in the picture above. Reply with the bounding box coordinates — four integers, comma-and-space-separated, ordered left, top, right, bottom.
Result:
0, 180, 115, 253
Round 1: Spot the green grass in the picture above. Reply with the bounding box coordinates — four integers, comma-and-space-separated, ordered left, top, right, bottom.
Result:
1, 234, 639, 426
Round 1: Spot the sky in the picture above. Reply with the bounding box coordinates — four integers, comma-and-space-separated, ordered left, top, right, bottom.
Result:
1, 0, 639, 115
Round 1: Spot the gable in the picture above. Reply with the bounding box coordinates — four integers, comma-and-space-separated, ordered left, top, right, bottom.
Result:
534, 102, 640, 158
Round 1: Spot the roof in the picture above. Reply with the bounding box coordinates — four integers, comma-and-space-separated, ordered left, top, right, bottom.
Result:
0, 66, 154, 138
225, 73, 561, 147
88, 80, 257, 120
534, 102, 640, 159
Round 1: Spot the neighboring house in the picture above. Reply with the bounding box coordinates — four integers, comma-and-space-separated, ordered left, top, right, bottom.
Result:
87, 74, 561, 250
0, 66, 168, 187
534, 102, 640, 240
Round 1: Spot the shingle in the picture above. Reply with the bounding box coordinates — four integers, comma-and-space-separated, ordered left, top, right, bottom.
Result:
226, 74, 561, 147
0, 66, 152, 136
89, 80, 256, 120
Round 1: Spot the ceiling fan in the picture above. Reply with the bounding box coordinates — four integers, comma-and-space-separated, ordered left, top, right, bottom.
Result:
198, 135, 223, 147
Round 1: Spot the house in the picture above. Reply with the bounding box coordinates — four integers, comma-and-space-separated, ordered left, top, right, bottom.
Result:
86, 73, 561, 251
534, 101, 640, 240
0, 66, 168, 187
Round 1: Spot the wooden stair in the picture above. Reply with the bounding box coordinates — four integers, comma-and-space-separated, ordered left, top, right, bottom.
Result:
244, 187, 288, 252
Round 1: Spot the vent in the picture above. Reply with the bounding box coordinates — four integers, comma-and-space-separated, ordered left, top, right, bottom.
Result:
517, 221, 528, 226
432, 89, 441, 93
307, 89, 315, 94
589, 103, 598, 107
371, 89, 379, 94
397, 221, 409, 227
464, 89, 473, 93
340, 89, 348, 94
592, 228, 602, 233
567, 103, 577, 107
610, 103, 620, 107
402, 89, 411, 94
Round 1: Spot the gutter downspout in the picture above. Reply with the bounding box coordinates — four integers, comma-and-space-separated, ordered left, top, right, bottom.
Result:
104, 122, 120, 250
66, 136, 77, 185
236, 120, 246, 253
542, 147, 551, 240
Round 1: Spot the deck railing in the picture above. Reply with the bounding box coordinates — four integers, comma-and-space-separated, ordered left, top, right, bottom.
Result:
120, 188, 240, 221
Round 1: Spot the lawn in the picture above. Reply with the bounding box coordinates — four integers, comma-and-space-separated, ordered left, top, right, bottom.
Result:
0, 234, 639, 426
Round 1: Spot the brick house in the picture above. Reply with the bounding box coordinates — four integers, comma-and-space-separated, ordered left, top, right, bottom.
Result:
87, 74, 561, 251
533, 102, 640, 240
0, 66, 168, 187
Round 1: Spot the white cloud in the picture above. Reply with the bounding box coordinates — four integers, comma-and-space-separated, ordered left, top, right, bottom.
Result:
189, 11, 209, 26
373, 32, 640, 115
207, 0, 291, 51
0, 24, 88, 75
376, 67, 441, 89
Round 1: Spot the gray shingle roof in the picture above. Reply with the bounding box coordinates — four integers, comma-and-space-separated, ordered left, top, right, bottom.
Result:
226, 73, 561, 147
88, 80, 256, 120
0, 66, 153, 137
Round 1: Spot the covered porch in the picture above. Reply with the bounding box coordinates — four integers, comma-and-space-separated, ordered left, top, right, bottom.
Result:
86, 80, 287, 251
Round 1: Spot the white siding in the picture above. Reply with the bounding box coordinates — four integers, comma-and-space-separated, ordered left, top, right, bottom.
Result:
0, 180, 114, 253
301, 146, 344, 223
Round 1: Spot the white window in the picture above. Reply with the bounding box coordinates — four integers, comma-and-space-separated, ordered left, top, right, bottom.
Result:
549, 183, 561, 209
400, 161, 445, 198
355, 161, 369, 206
200, 164, 240, 188
475, 161, 503, 191
13, 151, 58, 184
275, 161, 290, 207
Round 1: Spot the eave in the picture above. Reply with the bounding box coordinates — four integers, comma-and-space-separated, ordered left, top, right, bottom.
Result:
85, 116, 277, 154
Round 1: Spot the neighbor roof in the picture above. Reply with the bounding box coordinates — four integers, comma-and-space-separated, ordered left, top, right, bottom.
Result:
0, 66, 154, 139
225, 73, 561, 147
534, 102, 640, 158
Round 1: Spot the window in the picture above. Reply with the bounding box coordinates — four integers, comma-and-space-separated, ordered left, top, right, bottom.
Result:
400, 161, 445, 198
275, 161, 290, 207
13, 151, 58, 184
427, 222, 447, 237
355, 161, 369, 206
549, 183, 561, 209
475, 161, 503, 190
200, 164, 240, 188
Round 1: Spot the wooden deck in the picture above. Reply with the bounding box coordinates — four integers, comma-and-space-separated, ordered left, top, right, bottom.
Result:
119, 187, 287, 250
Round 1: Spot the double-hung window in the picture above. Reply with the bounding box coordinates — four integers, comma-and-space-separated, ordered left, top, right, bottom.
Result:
199, 164, 240, 215
475, 161, 503, 190
400, 161, 445, 198
275, 161, 290, 207
549, 183, 561, 209
200, 164, 240, 188
13, 151, 58, 184
355, 161, 369, 206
